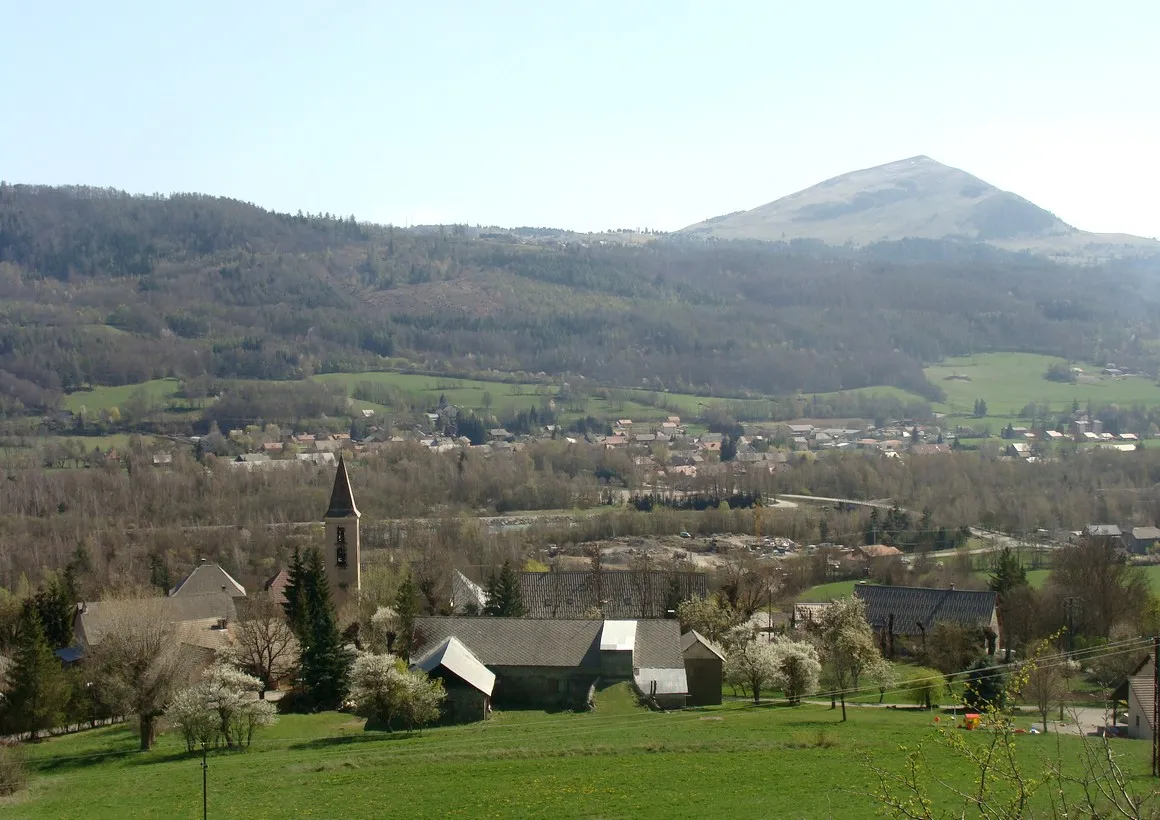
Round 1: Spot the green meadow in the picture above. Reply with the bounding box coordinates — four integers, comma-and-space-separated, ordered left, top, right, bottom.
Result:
9, 698, 1152, 819
926, 352, 1160, 429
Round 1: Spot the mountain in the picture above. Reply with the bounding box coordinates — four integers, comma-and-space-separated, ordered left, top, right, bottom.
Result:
681, 156, 1159, 259
2, 183, 1159, 422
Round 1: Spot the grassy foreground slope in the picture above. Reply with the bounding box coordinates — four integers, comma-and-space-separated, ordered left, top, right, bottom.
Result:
11, 703, 1153, 819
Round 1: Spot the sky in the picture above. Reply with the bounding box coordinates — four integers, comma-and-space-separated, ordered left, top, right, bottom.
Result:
2, 1, 1158, 237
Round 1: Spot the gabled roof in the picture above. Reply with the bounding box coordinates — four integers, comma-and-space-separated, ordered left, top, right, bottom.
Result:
600, 620, 637, 652
853, 584, 997, 636
680, 629, 725, 662
412, 636, 496, 696
412, 617, 684, 671
451, 570, 488, 613
264, 568, 290, 606
1085, 524, 1122, 538
1132, 527, 1160, 541
518, 571, 709, 619
169, 562, 247, 599
855, 544, 903, 559
324, 455, 360, 519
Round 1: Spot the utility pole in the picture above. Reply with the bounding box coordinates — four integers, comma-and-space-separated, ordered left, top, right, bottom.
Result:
202, 744, 209, 819
1153, 635, 1159, 778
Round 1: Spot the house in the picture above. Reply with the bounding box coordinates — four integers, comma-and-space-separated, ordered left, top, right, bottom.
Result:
410, 617, 687, 713
1084, 524, 1124, 547
515, 571, 709, 619
411, 636, 495, 723
1006, 442, 1031, 458
169, 561, 247, 599
1128, 672, 1156, 740
71, 592, 238, 668
853, 584, 998, 656
852, 544, 903, 561
680, 630, 725, 706
1124, 527, 1160, 555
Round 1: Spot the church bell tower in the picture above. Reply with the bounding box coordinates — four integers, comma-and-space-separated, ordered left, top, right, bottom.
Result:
323, 455, 361, 606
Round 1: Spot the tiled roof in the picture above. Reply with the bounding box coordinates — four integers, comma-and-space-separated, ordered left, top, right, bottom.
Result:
169, 563, 247, 598
76, 592, 237, 647
451, 570, 488, 612
853, 585, 997, 636
519, 571, 708, 619
414, 618, 603, 668
324, 455, 360, 518
412, 617, 684, 671
264, 568, 290, 606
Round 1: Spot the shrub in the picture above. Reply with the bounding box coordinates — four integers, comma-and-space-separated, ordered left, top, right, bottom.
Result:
164, 661, 277, 752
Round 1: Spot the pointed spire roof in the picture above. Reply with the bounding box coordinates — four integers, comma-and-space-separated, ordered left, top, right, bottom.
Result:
324, 455, 360, 519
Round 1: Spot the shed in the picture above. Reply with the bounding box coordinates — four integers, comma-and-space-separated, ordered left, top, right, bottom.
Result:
412, 636, 495, 723
681, 630, 725, 706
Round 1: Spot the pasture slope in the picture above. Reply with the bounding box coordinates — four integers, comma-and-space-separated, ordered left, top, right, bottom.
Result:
9, 701, 1152, 819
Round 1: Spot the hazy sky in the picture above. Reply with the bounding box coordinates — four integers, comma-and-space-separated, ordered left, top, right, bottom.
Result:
3, 1, 1157, 237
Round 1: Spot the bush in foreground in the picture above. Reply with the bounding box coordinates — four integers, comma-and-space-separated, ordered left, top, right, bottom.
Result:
348, 652, 445, 733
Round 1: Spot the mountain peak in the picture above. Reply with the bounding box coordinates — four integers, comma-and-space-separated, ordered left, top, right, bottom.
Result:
678, 156, 1143, 252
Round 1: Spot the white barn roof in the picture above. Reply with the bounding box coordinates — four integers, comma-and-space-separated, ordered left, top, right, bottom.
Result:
412, 636, 496, 696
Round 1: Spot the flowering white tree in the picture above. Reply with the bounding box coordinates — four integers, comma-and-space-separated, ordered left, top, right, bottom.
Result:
724, 640, 780, 703
165, 661, 277, 752
815, 596, 884, 720
768, 636, 821, 705
348, 651, 445, 733
365, 606, 401, 654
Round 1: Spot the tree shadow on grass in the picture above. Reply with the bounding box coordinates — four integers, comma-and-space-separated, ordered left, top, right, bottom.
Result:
289, 730, 422, 753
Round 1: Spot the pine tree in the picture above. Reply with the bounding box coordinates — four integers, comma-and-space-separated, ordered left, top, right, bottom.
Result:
31, 572, 75, 649
988, 547, 1027, 595
281, 547, 309, 641
295, 548, 351, 711
3, 605, 71, 739
483, 561, 525, 617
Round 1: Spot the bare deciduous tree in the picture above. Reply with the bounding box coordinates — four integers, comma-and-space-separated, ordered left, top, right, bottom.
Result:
87, 598, 193, 750
233, 593, 297, 698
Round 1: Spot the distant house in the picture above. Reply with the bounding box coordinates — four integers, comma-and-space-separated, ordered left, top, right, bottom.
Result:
1084, 524, 1124, 547
515, 571, 709, 619
169, 561, 247, 599
1124, 527, 1160, 555
411, 617, 687, 713
681, 630, 725, 706
854, 584, 998, 656
1006, 442, 1031, 458
852, 544, 903, 561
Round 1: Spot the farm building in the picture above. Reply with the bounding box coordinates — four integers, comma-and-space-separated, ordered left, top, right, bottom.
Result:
853, 584, 998, 657
681, 630, 725, 706
411, 617, 688, 716
851, 544, 903, 561
411, 636, 495, 723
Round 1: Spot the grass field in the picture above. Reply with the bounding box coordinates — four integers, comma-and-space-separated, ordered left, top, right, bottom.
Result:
795, 579, 865, 602
9, 698, 1152, 819
62, 379, 184, 414
926, 352, 1160, 423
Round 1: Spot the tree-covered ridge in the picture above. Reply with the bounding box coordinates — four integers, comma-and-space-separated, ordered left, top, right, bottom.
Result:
1, 183, 1158, 415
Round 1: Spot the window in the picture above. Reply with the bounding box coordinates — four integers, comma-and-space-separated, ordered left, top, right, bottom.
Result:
336, 526, 346, 544
336, 544, 348, 569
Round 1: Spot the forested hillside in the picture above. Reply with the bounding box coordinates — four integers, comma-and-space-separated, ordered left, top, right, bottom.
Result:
3, 183, 1160, 416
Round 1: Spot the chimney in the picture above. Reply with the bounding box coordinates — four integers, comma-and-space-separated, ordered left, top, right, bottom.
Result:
949, 583, 956, 591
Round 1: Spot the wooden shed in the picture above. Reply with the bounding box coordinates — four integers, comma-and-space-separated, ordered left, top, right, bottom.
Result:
681, 630, 725, 706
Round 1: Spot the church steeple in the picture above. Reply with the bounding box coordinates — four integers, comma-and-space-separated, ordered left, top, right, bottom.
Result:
324, 454, 360, 519
321, 455, 361, 607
